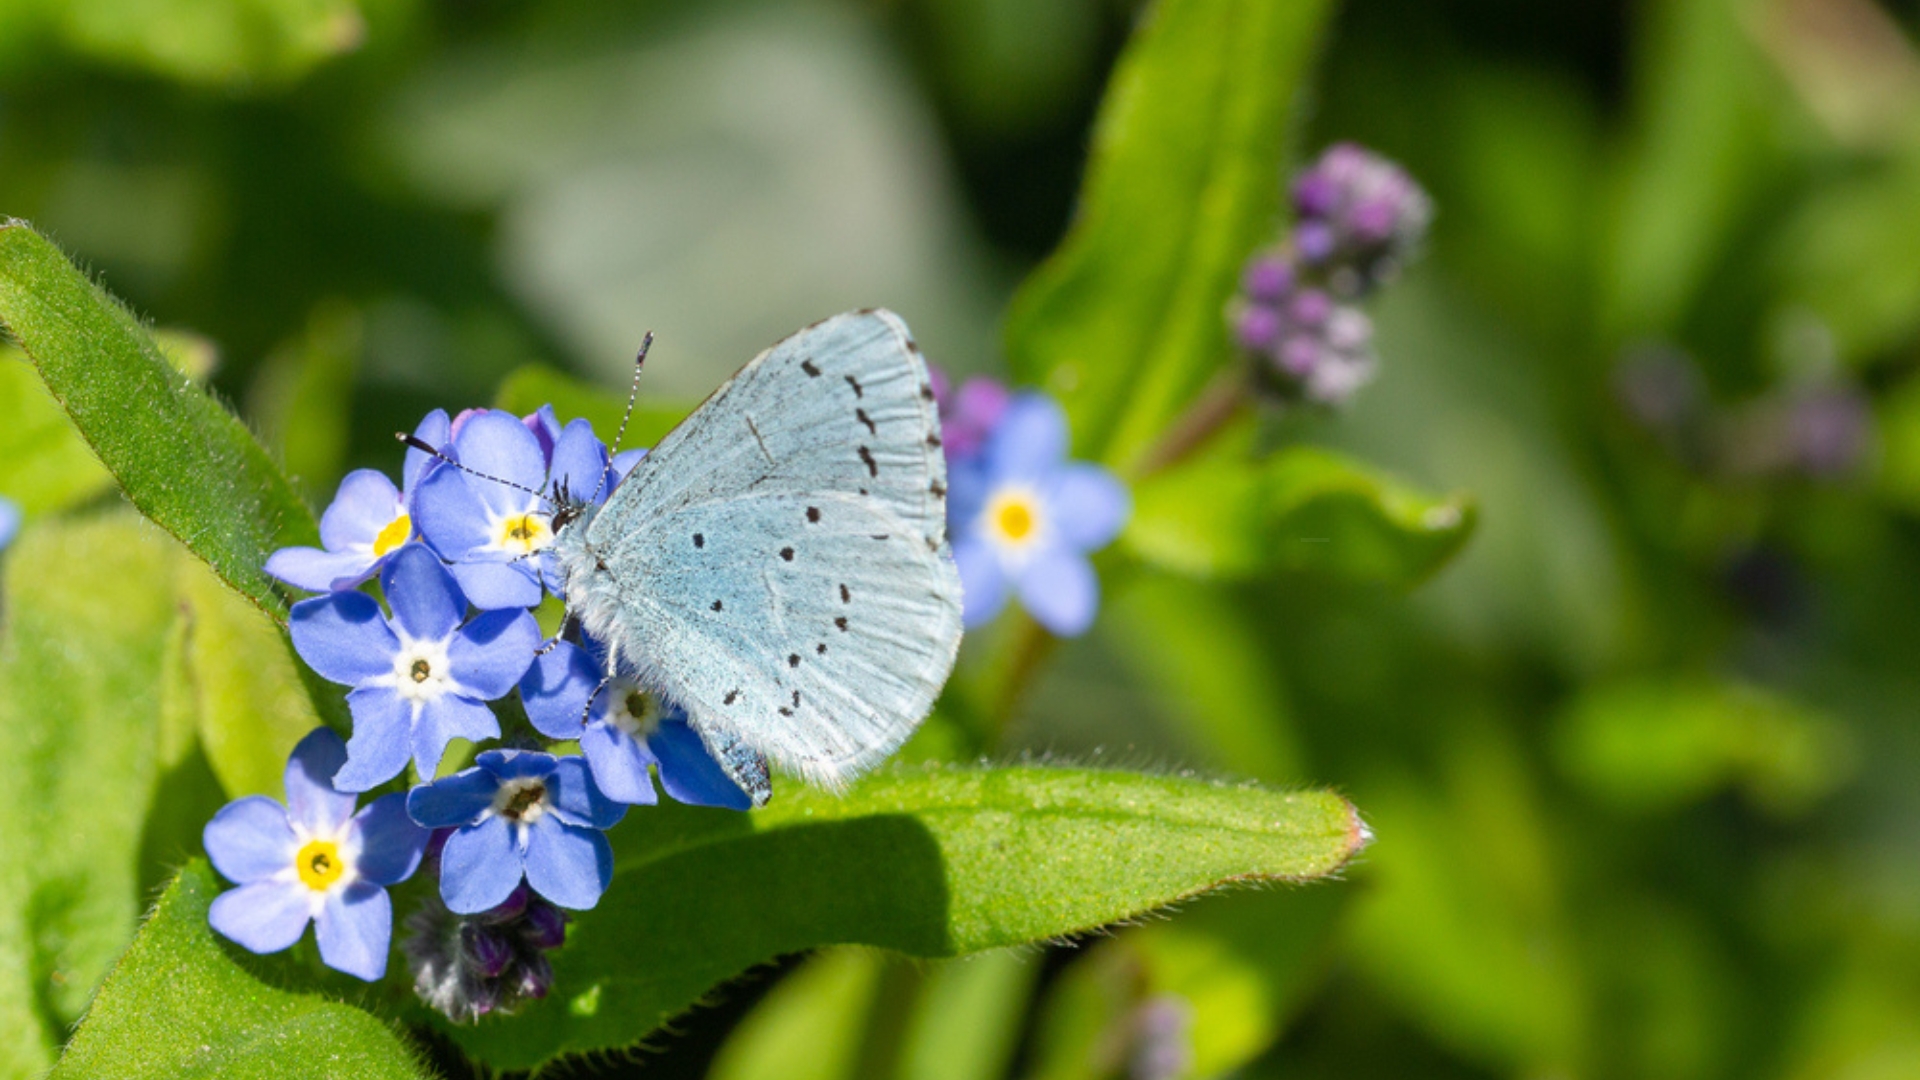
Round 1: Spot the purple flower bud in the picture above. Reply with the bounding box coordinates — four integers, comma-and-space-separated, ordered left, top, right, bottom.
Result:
1288, 289, 1332, 328
521, 899, 569, 951
1241, 254, 1293, 303
1291, 172, 1339, 219
1325, 306, 1372, 352
515, 954, 554, 1001
1278, 336, 1321, 377
1234, 304, 1283, 352
1293, 221, 1336, 264
461, 924, 514, 978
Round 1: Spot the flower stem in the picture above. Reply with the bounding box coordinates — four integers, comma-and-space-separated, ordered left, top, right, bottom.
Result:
1130, 365, 1251, 479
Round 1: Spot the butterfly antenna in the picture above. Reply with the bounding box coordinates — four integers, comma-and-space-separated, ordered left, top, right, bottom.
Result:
397, 433, 552, 505
590, 331, 652, 505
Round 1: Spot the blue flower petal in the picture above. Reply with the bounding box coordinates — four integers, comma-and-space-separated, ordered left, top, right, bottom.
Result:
945, 455, 991, 534
451, 410, 548, 519
208, 880, 312, 955
579, 721, 659, 806
545, 755, 627, 829
952, 536, 1010, 628
334, 687, 415, 792
522, 820, 613, 910
282, 728, 356, 835
318, 470, 403, 551
476, 748, 560, 782
1015, 547, 1099, 637
413, 464, 496, 564
406, 766, 500, 828
348, 792, 429, 886
403, 409, 451, 495
203, 796, 297, 884
1046, 464, 1130, 552
549, 418, 614, 504
520, 640, 600, 740
380, 545, 466, 644
316, 882, 392, 981
264, 547, 380, 593
446, 558, 544, 611
410, 695, 500, 780
449, 608, 540, 699
289, 592, 398, 686
0, 497, 19, 552
650, 721, 753, 810
987, 393, 1069, 480
525, 404, 562, 462
612, 448, 647, 478
440, 816, 524, 914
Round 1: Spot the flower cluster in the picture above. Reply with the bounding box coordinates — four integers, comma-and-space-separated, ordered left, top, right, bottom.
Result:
934, 371, 1129, 637
205, 404, 749, 1014
1229, 142, 1432, 406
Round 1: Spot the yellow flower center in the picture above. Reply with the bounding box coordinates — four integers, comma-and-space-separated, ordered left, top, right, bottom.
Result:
372, 512, 412, 556
496, 512, 552, 555
982, 488, 1043, 549
296, 839, 345, 892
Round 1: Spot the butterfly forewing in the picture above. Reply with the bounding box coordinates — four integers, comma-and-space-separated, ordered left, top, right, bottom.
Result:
572, 310, 962, 791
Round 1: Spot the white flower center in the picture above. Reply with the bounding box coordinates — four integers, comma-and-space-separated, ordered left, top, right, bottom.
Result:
391, 636, 455, 704
605, 681, 665, 742
491, 776, 550, 825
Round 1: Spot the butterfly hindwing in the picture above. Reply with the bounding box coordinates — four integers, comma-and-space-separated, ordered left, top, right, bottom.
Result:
569, 310, 962, 792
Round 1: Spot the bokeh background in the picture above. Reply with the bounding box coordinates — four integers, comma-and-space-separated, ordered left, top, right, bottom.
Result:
7, 0, 1920, 1078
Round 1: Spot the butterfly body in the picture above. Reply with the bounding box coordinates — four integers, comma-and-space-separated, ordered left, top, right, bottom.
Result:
551, 309, 963, 805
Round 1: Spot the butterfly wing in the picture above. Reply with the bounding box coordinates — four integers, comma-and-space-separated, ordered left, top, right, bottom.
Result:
575, 309, 961, 793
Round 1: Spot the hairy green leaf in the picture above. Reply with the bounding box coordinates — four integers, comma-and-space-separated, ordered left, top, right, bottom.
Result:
1003, 0, 1333, 469
493, 363, 693, 452
51, 861, 430, 1080
0, 221, 317, 620
1125, 445, 1476, 585
0, 515, 185, 1074
448, 766, 1366, 1070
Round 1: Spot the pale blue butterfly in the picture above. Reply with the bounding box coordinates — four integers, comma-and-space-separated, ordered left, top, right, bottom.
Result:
542, 309, 963, 806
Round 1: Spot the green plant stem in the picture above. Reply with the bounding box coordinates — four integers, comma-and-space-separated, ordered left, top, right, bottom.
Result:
1128, 364, 1251, 480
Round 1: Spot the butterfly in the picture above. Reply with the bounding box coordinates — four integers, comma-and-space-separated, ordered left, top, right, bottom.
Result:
547, 309, 963, 806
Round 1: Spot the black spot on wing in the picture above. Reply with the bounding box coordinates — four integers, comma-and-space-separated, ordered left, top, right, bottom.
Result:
845, 374, 863, 398
857, 446, 877, 477
806, 506, 820, 523
787, 653, 800, 668
780, 546, 795, 561
711, 600, 723, 612
839, 584, 851, 603
816, 643, 827, 655
801, 358, 821, 376
856, 408, 876, 435
835, 616, 848, 631
724, 690, 738, 705
930, 480, 946, 498
693, 533, 705, 548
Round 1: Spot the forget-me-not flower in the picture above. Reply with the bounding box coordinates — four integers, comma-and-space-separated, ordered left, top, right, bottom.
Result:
948, 392, 1129, 636
265, 410, 450, 592
0, 495, 20, 552
289, 543, 540, 791
413, 409, 618, 609
519, 633, 754, 809
407, 749, 625, 913
203, 728, 429, 980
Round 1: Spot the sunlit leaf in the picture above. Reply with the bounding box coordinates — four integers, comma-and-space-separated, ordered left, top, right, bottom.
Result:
0, 221, 318, 620
448, 767, 1366, 1070
0, 347, 115, 518
50, 861, 430, 1080
1125, 445, 1475, 585
1003, 0, 1335, 470
0, 515, 185, 1073
52, 0, 367, 88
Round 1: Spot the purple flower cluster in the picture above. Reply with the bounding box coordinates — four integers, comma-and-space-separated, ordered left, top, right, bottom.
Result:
209, 405, 748, 1007
936, 374, 1129, 637
1230, 143, 1431, 406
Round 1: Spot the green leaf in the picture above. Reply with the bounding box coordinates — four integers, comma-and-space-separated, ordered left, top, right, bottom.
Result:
708, 949, 885, 1080
0, 514, 186, 1074
493, 363, 694, 450
46, 0, 367, 87
1124, 444, 1476, 585
898, 949, 1038, 1080
179, 558, 328, 800
1551, 677, 1855, 817
448, 766, 1367, 1070
246, 302, 362, 504
0, 221, 318, 621
51, 861, 431, 1080
0, 346, 115, 517
1002, 0, 1334, 470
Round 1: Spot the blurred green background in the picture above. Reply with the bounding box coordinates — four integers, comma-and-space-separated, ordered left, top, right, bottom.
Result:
8, 0, 1920, 1077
